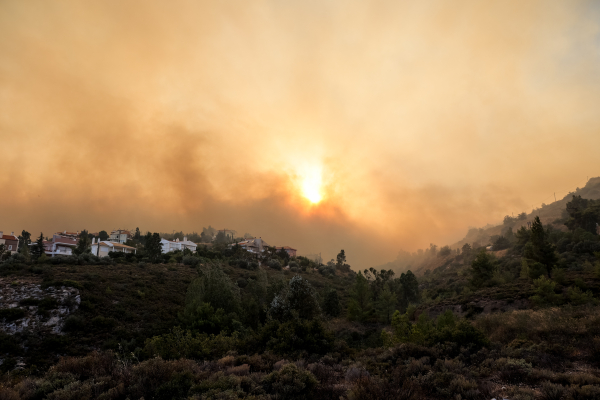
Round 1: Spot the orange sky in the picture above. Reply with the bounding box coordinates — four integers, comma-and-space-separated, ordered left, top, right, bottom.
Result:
1, 1, 599, 267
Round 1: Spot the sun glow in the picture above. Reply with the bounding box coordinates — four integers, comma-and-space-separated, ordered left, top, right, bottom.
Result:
300, 167, 323, 204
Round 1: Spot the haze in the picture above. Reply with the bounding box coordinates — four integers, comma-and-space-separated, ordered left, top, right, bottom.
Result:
1, 0, 599, 267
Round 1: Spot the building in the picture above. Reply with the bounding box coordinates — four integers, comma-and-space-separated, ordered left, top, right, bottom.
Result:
275, 246, 297, 257
160, 237, 197, 253
54, 230, 80, 240
232, 237, 270, 254
41, 234, 78, 257
0, 231, 19, 255
91, 239, 136, 257
109, 229, 131, 244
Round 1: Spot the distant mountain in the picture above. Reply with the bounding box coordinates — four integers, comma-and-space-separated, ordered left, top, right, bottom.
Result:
380, 176, 600, 275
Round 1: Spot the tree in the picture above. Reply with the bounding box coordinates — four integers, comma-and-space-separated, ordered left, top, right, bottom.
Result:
336, 249, 346, 268
565, 195, 600, 234
179, 264, 242, 334
399, 270, 419, 305
144, 232, 163, 263
348, 272, 373, 322
31, 232, 45, 260
376, 283, 397, 324
74, 230, 91, 255
18, 230, 31, 250
98, 230, 109, 241
470, 250, 496, 287
529, 216, 557, 276
438, 245, 452, 257
461, 243, 472, 259
269, 275, 321, 321
322, 288, 341, 317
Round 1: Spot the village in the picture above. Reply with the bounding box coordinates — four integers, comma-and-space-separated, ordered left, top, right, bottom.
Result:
0, 229, 297, 260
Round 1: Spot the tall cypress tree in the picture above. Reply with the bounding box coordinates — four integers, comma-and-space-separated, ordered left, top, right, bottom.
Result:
31, 232, 45, 260
529, 216, 557, 277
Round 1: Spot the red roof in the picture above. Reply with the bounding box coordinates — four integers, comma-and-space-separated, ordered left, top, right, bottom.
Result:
1, 235, 18, 241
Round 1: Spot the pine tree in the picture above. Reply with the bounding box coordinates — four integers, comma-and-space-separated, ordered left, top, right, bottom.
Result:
376, 283, 397, 324
336, 249, 346, 268
348, 272, 373, 322
530, 216, 557, 277
322, 288, 341, 317
470, 250, 496, 287
74, 230, 91, 255
31, 232, 45, 260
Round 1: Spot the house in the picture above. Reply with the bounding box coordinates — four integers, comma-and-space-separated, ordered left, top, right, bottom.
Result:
39, 234, 78, 257
160, 237, 197, 253
91, 238, 136, 257
275, 246, 297, 257
54, 230, 80, 240
109, 229, 131, 244
0, 231, 19, 255
232, 237, 270, 254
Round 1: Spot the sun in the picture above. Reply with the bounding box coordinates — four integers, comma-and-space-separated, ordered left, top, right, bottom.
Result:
300, 166, 323, 204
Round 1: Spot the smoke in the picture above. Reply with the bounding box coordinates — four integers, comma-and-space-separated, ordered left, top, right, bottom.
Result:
1, 0, 599, 267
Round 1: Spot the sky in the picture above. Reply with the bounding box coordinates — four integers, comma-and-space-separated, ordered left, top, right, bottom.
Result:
1, 0, 600, 268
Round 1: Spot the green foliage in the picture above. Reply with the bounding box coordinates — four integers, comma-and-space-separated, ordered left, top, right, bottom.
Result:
262, 363, 318, 400
438, 245, 452, 257
179, 264, 241, 334
530, 275, 562, 306
269, 275, 321, 321
144, 326, 239, 360
565, 195, 600, 234
268, 258, 282, 270
566, 286, 598, 305
470, 250, 496, 287
144, 232, 163, 263
258, 318, 334, 356
336, 249, 346, 268
322, 288, 341, 317
73, 230, 91, 255
31, 232, 45, 260
348, 272, 373, 322
376, 283, 397, 323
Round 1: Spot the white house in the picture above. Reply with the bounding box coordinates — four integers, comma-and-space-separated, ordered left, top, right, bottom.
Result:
109, 229, 131, 244
160, 237, 197, 253
44, 234, 78, 257
91, 238, 136, 257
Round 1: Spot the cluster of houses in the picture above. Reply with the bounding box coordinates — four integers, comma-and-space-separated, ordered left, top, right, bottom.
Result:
1, 228, 297, 259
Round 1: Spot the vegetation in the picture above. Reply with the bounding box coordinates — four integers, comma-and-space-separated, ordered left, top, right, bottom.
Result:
1, 193, 600, 398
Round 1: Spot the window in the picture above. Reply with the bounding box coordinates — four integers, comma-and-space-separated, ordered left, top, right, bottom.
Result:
8, 245, 12, 250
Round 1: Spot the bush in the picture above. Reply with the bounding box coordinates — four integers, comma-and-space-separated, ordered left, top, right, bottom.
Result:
262, 363, 318, 399
182, 255, 200, 267
63, 315, 85, 332
268, 259, 282, 270
0, 307, 25, 321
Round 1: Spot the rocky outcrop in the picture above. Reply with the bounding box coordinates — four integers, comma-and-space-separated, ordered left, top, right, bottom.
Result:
0, 278, 80, 335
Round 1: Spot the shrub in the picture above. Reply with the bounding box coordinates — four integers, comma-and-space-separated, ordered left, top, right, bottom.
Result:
495, 358, 532, 383
262, 363, 318, 399
530, 276, 562, 306
0, 308, 25, 321
63, 315, 85, 332
182, 256, 200, 267
268, 259, 282, 270
567, 286, 597, 306
540, 381, 566, 400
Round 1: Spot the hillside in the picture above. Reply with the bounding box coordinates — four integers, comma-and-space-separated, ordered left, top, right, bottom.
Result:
1, 187, 600, 399
381, 176, 600, 276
